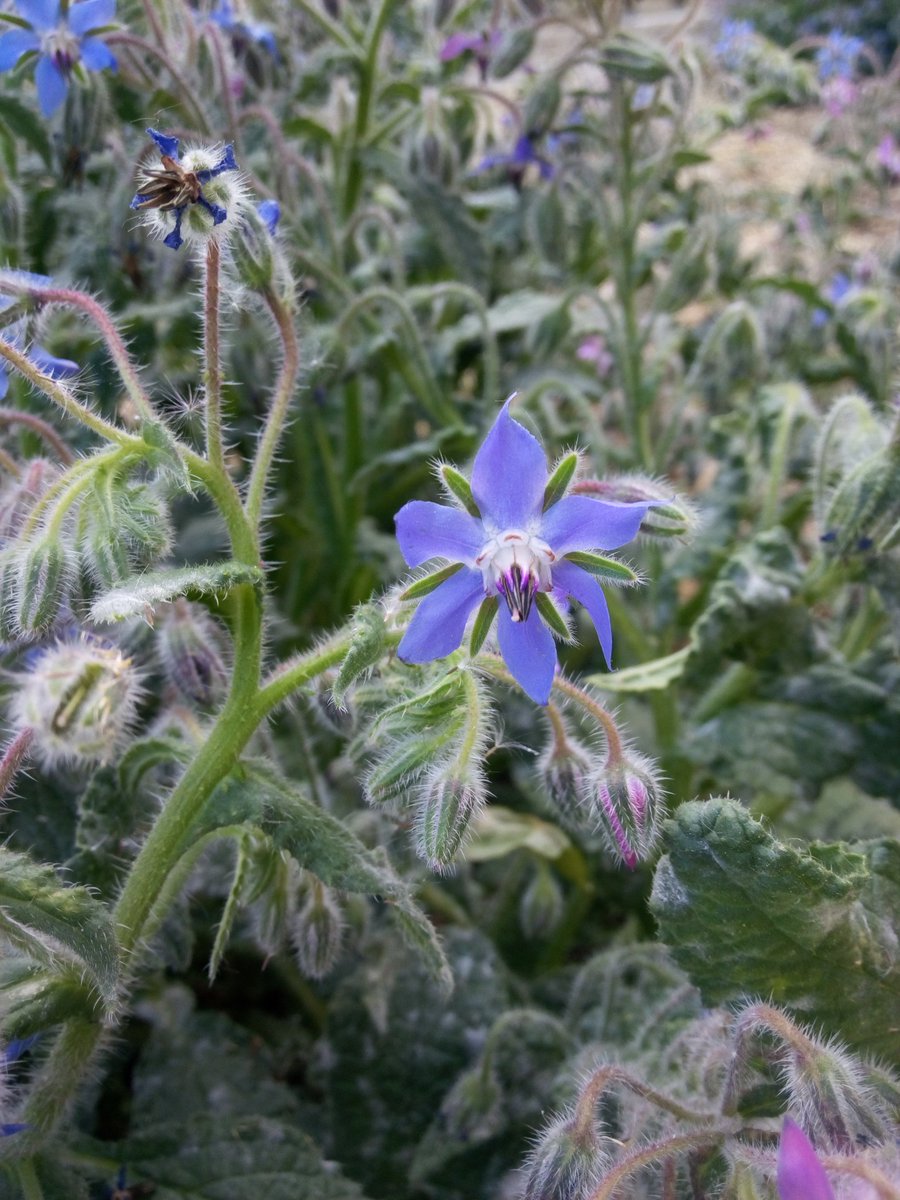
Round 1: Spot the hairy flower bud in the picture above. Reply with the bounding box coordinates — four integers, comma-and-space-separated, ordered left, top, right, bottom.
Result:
572, 476, 694, 539
231, 201, 287, 294
12, 639, 141, 767
414, 767, 486, 872
247, 843, 299, 959
519, 862, 565, 939
15, 537, 73, 634
523, 1110, 612, 1200
580, 754, 665, 869
538, 734, 595, 829
157, 601, 229, 709
291, 880, 344, 980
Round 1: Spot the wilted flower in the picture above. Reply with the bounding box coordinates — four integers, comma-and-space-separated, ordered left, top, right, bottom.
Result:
777, 1118, 835, 1200
394, 397, 653, 705
130, 128, 246, 251
815, 31, 864, 82
0, 0, 117, 117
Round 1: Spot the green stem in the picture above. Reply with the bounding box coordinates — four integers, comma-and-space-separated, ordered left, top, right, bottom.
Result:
292, 0, 360, 52
586, 1131, 728, 1200
203, 239, 225, 474
0, 406, 74, 463
14, 1160, 43, 1200
245, 291, 300, 532
342, 0, 395, 218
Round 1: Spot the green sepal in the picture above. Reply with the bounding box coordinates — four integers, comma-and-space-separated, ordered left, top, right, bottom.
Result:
332, 604, 387, 707
90, 561, 264, 623
16, 537, 69, 633
440, 464, 480, 517
400, 561, 464, 601
563, 551, 638, 584
469, 596, 498, 655
543, 452, 579, 511
535, 592, 570, 639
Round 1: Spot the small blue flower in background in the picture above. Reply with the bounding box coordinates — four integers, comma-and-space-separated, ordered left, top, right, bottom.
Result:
210, 0, 277, 57
713, 19, 756, 70
777, 1118, 835, 1200
0, 294, 79, 399
0, 0, 117, 117
394, 397, 653, 705
811, 271, 852, 328
256, 198, 281, 236
129, 128, 240, 251
815, 30, 864, 81
477, 134, 555, 183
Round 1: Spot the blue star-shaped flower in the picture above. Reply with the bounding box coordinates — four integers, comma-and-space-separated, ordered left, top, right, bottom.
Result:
815, 30, 864, 81
394, 398, 653, 705
0, 0, 117, 117
477, 133, 555, 182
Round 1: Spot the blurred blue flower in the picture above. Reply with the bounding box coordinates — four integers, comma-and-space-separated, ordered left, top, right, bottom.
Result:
815, 31, 864, 81
812, 271, 852, 328
0, 0, 117, 117
777, 1118, 835, 1200
394, 397, 652, 704
477, 133, 554, 183
210, 0, 277, 57
713, 19, 756, 70
129, 128, 239, 251
0, 296, 79, 399
256, 198, 280, 235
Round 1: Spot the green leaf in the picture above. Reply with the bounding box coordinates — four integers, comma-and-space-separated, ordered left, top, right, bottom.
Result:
332, 603, 387, 706
470, 596, 498, 655
198, 763, 452, 992
564, 550, 639, 585
90, 561, 264, 623
543, 452, 579, 511
89, 1115, 371, 1199
0, 95, 52, 166
400, 560, 464, 600
440, 463, 480, 516
466, 805, 571, 862
0, 847, 119, 1012
395, 176, 488, 291
587, 644, 692, 692
650, 799, 900, 1061
535, 591, 570, 639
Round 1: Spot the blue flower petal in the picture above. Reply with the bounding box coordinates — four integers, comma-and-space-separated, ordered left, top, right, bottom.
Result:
28, 345, 79, 378
198, 195, 227, 224
147, 127, 179, 158
68, 0, 115, 36
79, 36, 116, 70
496, 605, 556, 705
395, 500, 482, 567
196, 143, 237, 181
471, 397, 547, 531
162, 207, 185, 250
34, 54, 67, 115
0, 28, 40, 70
257, 199, 280, 235
553, 559, 612, 667
541, 495, 650, 555
15, 0, 59, 32
0, 1123, 29, 1137
398, 569, 483, 662
0, 366, 9, 400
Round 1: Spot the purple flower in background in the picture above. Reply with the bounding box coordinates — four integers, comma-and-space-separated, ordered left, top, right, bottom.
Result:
439, 29, 500, 79
576, 334, 614, 378
876, 133, 900, 180
0, 0, 117, 117
815, 30, 864, 81
210, 0, 277, 57
477, 134, 555, 184
394, 397, 653, 705
821, 76, 858, 116
777, 1118, 835, 1200
0, 295, 79, 399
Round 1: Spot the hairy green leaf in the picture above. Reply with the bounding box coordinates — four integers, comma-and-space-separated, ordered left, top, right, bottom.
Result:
91, 561, 263, 623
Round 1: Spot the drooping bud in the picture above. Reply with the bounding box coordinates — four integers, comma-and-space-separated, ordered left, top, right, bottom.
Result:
290, 879, 344, 980
538, 733, 595, 830
519, 862, 565, 939
247, 841, 299, 960
332, 603, 386, 709
580, 754, 665, 869
522, 1110, 612, 1200
11, 639, 141, 768
157, 601, 229, 709
597, 31, 675, 83
571, 476, 694, 539
231, 200, 287, 295
14, 536, 73, 634
414, 766, 486, 872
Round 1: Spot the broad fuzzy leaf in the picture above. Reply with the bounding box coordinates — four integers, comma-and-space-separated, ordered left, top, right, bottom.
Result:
651, 799, 900, 1062
91, 561, 263, 622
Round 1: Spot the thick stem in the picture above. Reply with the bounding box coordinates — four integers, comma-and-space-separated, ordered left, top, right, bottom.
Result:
0, 406, 74, 463
342, 0, 395, 218
245, 291, 300, 532
203, 240, 225, 474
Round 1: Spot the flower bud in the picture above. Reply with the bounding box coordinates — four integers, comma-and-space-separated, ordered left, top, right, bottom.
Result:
523, 75, 563, 137
15, 537, 73, 634
414, 767, 486, 872
247, 843, 298, 959
11, 639, 141, 767
231, 201, 282, 294
580, 754, 665, 869
290, 880, 344, 979
519, 862, 565, 940
157, 601, 229, 709
539, 734, 596, 830
489, 27, 534, 78
597, 31, 674, 83
572, 476, 694, 539
332, 603, 386, 709
522, 1111, 612, 1200
821, 450, 900, 556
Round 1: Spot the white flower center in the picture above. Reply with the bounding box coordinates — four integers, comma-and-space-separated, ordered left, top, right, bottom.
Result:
42, 29, 81, 73
475, 529, 555, 622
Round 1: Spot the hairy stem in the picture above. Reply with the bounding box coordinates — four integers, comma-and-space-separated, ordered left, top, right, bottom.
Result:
203, 240, 225, 474
245, 291, 300, 531
0, 406, 74, 463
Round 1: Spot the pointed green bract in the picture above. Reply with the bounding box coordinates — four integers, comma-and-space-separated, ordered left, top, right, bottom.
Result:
469, 596, 498, 655
543, 452, 579, 511
400, 560, 464, 601
564, 550, 638, 584
332, 604, 387, 707
90, 561, 264, 623
440, 464, 480, 516
535, 592, 570, 639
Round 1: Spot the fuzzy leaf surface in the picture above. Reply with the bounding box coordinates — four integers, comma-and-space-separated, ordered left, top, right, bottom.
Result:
650, 799, 900, 1061
90, 562, 263, 623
